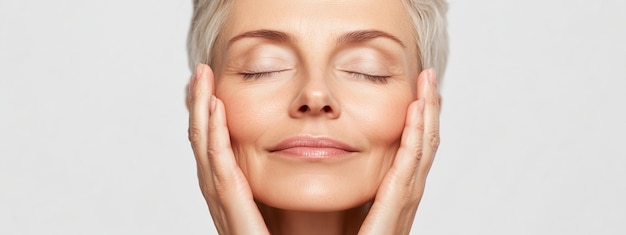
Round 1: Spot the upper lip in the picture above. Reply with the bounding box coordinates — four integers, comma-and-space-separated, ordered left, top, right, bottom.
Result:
268, 135, 358, 152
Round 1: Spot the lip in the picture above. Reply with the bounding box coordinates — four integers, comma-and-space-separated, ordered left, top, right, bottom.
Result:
268, 135, 358, 160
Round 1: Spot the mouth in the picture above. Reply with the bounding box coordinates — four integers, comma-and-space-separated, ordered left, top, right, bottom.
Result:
268, 135, 358, 160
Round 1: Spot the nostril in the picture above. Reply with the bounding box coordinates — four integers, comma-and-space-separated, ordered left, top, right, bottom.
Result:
322, 106, 332, 112
298, 105, 310, 112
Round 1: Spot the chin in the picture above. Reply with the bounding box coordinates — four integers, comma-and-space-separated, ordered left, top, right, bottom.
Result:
243, 155, 392, 212
252, 176, 377, 212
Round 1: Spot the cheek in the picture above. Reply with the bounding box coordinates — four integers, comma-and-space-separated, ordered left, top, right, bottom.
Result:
341, 89, 412, 197
216, 84, 282, 148
343, 89, 413, 151
363, 102, 406, 141
222, 99, 258, 143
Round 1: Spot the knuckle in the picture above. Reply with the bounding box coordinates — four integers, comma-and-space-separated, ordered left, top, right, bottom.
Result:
415, 146, 423, 160
188, 126, 202, 144
408, 144, 423, 160
207, 147, 219, 158
399, 142, 424, 161
428, 130, 441, 150
416, 121, 425, 132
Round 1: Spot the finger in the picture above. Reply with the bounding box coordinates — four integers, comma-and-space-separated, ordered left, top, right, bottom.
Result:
390, 68, 432, 175
392, 98, 425, 176
188, 64, 213, 171
185, 82, 191, 112
207, 97, 238, 178
209, 97, 269, 233
185, 70, 193, 112
417, 69, 441, 180
208, 97, 251, 194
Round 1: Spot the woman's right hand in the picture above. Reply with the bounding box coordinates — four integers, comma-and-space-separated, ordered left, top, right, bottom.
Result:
186, 64, 270, 235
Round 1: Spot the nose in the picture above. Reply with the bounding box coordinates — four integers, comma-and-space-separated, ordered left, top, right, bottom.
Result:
288, 76, 341, 119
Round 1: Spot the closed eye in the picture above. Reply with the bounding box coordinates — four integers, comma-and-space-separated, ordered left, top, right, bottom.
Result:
240, 71, 279, 80
239, 69, 289, 80
345, 71, 390, 84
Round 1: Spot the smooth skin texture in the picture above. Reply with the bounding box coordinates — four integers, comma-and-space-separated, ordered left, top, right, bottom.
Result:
216, 0, 419, 214
187, 65, 440, 234
186, 0, 441, 234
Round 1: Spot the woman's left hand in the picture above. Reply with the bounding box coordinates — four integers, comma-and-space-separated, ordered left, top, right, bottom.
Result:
358, 68, 441, 235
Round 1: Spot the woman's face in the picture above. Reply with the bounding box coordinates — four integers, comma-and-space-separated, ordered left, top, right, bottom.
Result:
214, 0, 419, 211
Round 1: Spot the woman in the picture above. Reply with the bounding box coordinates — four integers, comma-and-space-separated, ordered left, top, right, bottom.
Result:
186, 0, 448, 234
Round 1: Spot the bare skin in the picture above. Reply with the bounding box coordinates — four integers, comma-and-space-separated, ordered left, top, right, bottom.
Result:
186, 0, 441, 234
186, 64, 440, 234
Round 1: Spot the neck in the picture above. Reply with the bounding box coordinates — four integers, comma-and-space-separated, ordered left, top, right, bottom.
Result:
257, 202, 371, 235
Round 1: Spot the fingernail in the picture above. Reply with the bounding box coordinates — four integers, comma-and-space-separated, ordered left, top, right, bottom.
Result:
420, 71, 429, 98
210, 95, 217, 115
195, 63, 204, 77
428, 69, 438, 89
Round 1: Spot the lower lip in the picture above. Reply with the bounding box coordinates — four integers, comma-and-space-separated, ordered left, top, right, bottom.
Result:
272, 147, 354, 159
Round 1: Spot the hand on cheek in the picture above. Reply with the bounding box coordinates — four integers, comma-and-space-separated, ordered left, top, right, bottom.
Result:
187, 64, 270, 235
359, 68, 441, 235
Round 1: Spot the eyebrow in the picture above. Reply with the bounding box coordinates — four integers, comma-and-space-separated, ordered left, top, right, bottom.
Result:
228, 29, 293, 46
228, 29, 406, 48
337, 30, 406, 48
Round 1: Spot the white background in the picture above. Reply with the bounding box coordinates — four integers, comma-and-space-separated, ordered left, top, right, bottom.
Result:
1, 0, 624, 234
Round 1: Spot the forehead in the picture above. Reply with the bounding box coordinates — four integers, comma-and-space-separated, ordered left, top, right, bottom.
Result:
221, 0, 416, 50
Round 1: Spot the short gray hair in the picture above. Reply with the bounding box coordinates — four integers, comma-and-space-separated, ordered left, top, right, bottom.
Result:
187, 0, 448, 79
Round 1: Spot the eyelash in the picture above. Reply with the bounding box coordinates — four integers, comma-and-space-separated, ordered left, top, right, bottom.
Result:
240, 70, 390, 84
240, 71, 280, 80
347, 72, 390, 84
